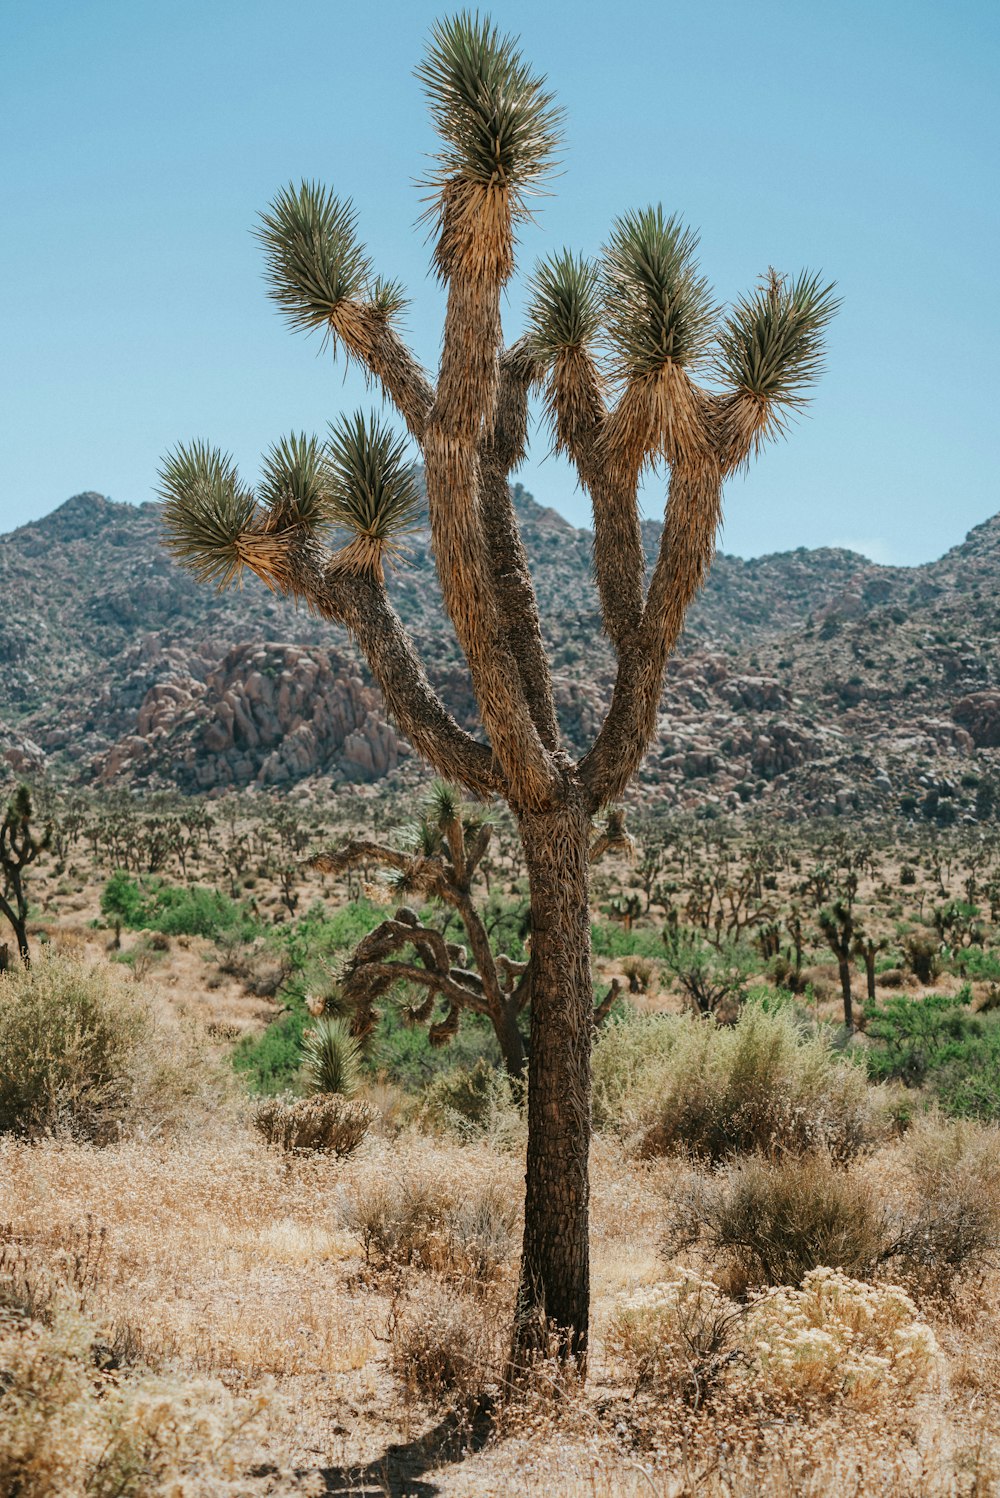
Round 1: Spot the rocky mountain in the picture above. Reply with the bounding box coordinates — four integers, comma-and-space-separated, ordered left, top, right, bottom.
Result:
2, 488, 998, 823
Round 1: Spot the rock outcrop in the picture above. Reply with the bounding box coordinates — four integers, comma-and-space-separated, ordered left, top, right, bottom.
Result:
3, 486, 1000, 823
95, 642, 408, 790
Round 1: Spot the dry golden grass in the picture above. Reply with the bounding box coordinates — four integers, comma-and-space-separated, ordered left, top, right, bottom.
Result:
1, 1114, 999, 1494
8, 832, 1000, 1492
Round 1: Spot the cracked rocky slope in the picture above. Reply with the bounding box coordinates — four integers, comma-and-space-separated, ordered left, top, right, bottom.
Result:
2, 488, 998, 823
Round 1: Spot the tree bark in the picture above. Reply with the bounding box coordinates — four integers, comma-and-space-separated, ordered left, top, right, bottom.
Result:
838, 956, 853, 1031
0, 895, 29, 967
511, 787, 593, 1372
494, 997, 526, 1080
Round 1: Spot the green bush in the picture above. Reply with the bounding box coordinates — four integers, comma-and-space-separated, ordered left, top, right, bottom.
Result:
864, 988, 1000, 1120
99, 873, 256, 941
956, 947, 1000, 983
594, 1001, 889, 1164
372, 1004, 502, 1091
864, 987, 978, 1087
925, 1018, 1000, 1121
0, 953, 212, 1143
267, 900, 386, 986
232, 1002, 311, 1096
590, 920, 663, 960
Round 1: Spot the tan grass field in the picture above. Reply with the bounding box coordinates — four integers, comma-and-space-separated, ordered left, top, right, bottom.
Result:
5, 812, 1000, 1493
3, 1053, 1000, 1494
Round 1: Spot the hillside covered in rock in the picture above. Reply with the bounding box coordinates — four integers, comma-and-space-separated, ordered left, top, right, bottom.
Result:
2, 488, 999, 823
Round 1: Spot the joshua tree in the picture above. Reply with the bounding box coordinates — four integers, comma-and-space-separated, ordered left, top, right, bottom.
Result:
819, 899, 856, 1030
159, 15, 835, 1367
314, 782, 627, 1077
853, 929, 889, 1003
0, 785, 51, 966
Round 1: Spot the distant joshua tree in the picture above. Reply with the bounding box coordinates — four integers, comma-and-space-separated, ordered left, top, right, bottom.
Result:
0, 786, 51, 966
160, 15, 836, 1370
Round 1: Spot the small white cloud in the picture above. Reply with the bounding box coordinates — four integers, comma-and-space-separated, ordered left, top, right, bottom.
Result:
830, 536, 894, 565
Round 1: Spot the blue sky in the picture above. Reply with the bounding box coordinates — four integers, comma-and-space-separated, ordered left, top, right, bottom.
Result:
2, 0, 997, 563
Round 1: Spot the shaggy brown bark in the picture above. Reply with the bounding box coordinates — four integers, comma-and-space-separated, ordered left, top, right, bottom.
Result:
514, 788, 594, 1367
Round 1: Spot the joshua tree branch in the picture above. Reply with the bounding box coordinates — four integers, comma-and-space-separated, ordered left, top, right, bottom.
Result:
578, 453, 723, 809
333, 301, 437, 442
593, 978, 622, 1026
422, 203, 555, 811
479, 341, 559, 749
273, 540, 501, 799
546, 348, 645, 651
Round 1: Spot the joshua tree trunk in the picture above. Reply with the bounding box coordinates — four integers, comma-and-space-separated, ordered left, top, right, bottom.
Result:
494, 997, 527, 1079
838, 958, 854, 1031
160, 16, 835, 1372
514, 791, 593, 1367
0, 907, 29, 968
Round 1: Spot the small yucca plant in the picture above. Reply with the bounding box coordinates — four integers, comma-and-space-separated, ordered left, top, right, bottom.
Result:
301, 1016, 362, 1097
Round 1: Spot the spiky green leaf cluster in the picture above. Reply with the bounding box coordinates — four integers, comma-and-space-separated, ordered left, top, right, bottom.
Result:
716, 269, 839, 419
526, 251, 601, 361
417, 12, 563, 192
428, 780, 462, 830
400, 818, 444, 860
324, 413, 423, 546
256, 182, 377, 336
602, 207, 717, 377
302, 1016, 361, 1097
258, 432, 327, 527
370, 275, 409, 319
158, 442, 258, 589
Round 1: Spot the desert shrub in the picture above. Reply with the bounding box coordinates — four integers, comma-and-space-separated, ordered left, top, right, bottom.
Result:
606, 1267, 744, 1402
100, 873, 256, 942
660, 931, 756, 1019
591, 1011, 677, 1129
903, 931, 941, 984
675, 1152, 890, 1290
301, 1016, 361, 1096
251, 1093, 374, 1157
744, 1268, 939, 1407
389, 1277, 501, 1406
598, 1002, 887, 1164
607, 1266, 938, 1414
420, 1058, 520, 1141
891, 1116, 1000, 1294
621, 956, 655, 994
342, 1174, 517, 1283
0, 1299, 270, 1497
864, 987, 979, 1087
0, 953, 211, 1143
232, 1001, 310, 1095
358, 1075, 411, 1135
